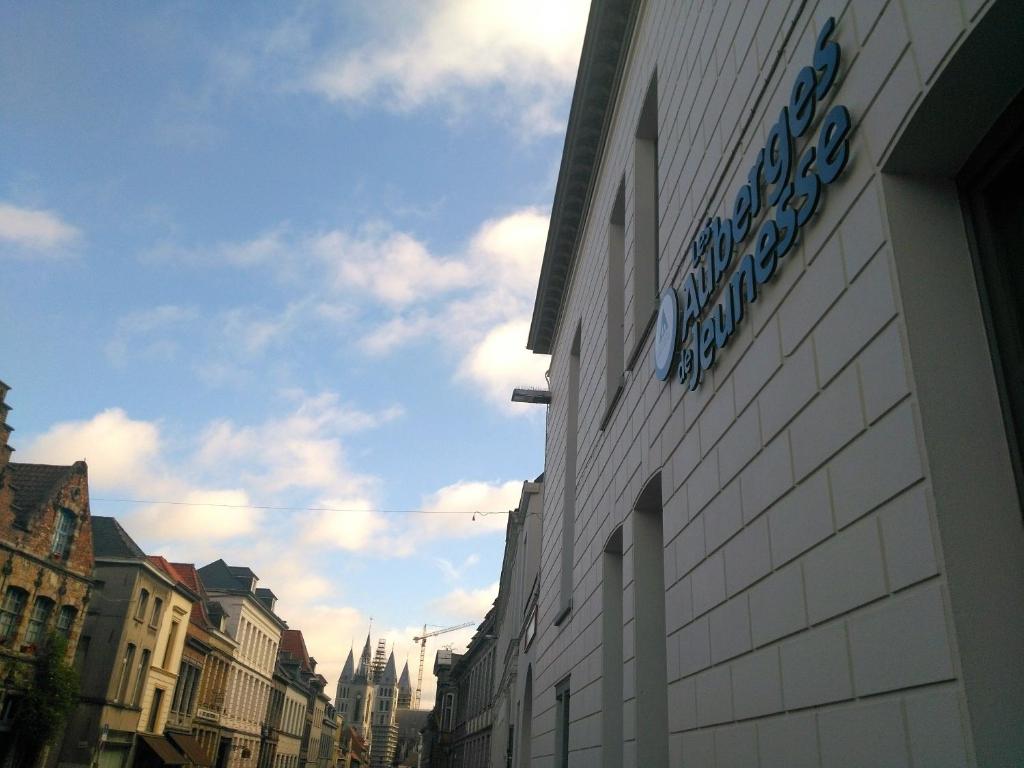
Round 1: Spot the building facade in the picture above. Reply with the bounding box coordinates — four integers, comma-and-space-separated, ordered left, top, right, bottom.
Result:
169, 562, 239, 766
447, 612, 496, 768
525, 0, 1024, 766
0, 381, 94, 766
198, 561, 286, 768
268, 650, 309, 768
58, 517, 196, 768
419, 649, 459, 768
488, 480, 542, 768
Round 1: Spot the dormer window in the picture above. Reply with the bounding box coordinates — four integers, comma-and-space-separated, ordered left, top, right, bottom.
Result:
51, 509, 76, 559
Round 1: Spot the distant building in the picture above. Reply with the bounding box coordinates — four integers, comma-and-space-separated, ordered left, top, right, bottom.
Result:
270, 632, 311, 768
198, 560, 287, 767
335, 634, 411, 768
154, 558, 239, 767
420, 649, 459, 768
0, 381, 94, 766
392, 708, 427, 768
487, 479, 542, 768
276, 629, 330, 768
446, 611, 496, 768
58, 517, 195, 768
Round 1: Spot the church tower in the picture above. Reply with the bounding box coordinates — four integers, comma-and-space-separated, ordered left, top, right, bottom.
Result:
369, 651, 400, 768
336, 634, 376, 746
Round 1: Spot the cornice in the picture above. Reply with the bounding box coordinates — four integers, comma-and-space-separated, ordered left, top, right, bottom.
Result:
527, 0, 640, 354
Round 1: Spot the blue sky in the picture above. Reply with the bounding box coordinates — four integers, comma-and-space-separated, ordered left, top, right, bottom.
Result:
0, 0, 587, 703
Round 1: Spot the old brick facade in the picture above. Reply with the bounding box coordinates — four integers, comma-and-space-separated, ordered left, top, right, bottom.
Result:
0, 381, 93, 764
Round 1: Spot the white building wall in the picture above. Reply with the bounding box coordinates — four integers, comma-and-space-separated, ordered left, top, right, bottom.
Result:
531, 0, 1023, 766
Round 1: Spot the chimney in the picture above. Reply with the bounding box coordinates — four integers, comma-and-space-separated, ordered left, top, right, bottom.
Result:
0, 381, 13, 474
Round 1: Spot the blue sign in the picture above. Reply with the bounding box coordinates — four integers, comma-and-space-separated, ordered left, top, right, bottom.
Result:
655, 17, 852, 390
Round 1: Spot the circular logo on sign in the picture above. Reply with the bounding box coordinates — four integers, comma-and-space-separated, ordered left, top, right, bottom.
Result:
653, 287, 678, 381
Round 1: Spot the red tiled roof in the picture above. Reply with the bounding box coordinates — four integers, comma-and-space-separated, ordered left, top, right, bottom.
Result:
169, 562, 203, 594
148, 555, 183, 581
280, 628, 314, 674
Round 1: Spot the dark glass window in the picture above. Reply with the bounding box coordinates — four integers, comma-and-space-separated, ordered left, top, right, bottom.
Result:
0, 588, 27, 642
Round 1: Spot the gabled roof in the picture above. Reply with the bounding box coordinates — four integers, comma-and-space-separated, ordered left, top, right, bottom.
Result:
6, 461, 84, 527
91, 515, 146, 559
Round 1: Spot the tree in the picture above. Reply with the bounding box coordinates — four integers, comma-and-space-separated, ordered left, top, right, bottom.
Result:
12, 633, 79, 766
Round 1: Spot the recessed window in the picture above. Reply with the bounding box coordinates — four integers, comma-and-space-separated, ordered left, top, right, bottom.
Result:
555, 679, 571, 768
24, 597, 54, 646
163, 622, 180, 671
607, 179, 626, 410
150, 597, 163, 627
0, 588, 27, 642
133, 648, 152, 707
135, 589, 149, 621
55, 605, 77, 638
633, 75, 659, 343
558, 325, 581, 624
117, 643, 137, 703
51, 509, 76, 558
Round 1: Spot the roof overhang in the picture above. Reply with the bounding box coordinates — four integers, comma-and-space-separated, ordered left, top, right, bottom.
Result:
527, 0, 640, 354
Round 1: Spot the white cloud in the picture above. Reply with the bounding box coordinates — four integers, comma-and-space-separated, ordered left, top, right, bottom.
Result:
18, 408, 162, 492
195, 391, 399, 497
18, 390, 401, 547
139, 207, 551, 413
313, 228, 471, 308
412, 479, 521, 542
458, 319, 551, 407
300, 503, 401, 556
131, 489, 262, 541
0, 202, 80, 253
348, 208, 552, 411
427, 582, 499, 623
305, 0, 588, 134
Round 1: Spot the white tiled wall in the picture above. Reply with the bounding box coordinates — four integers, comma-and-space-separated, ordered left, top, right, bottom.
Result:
529, 1, 1004, 766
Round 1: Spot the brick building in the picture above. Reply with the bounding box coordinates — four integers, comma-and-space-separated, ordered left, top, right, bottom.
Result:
0, 380, 94, 766
522, 0, 1024, 766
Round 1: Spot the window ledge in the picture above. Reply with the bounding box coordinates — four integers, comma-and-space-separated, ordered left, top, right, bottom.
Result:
599, 382, 625, 432
626, 308, 658, 372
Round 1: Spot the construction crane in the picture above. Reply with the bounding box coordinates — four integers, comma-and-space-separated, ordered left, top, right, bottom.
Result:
412, 622, 474, 709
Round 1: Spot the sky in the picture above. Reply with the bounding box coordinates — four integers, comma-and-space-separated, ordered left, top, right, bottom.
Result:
0, 0, 589, 706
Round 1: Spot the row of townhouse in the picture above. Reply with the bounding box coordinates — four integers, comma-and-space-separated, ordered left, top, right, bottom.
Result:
421, 479, 544, 768
0, 380, 358, 768
54, 514, 350, 768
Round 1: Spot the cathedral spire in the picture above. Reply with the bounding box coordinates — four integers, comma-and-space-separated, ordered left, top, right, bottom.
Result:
398, 660, 411, 690
357, 631, 372, 678
382, 650, 398, 684
340, 648, 355, 682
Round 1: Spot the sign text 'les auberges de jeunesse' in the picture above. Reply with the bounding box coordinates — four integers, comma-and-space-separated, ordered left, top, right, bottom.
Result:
653, 17, 852, 389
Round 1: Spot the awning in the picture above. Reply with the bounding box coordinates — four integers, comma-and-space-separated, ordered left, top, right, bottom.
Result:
137, 734, 187, 765
166, 731, 213, 767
